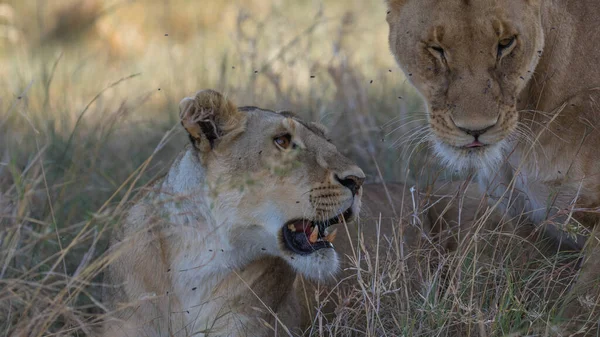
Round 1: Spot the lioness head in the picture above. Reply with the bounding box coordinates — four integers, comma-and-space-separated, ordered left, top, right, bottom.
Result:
385, 0, 544, 170
178, 90, 364, 281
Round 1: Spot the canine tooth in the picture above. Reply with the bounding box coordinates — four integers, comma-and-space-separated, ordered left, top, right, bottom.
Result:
324, 228, 338, 243
309, 226, 318, 243
287, 224, 296, 232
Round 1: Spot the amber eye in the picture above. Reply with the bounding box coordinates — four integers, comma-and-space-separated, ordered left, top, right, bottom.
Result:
428, 45, 446, 62
274, 134, 292, 149
498, 36, 516, 57
431, 46, 445, 57
427, 45, 447, 64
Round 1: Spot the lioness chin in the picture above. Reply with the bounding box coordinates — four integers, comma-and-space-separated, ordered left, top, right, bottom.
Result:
101, 89, 365, 337
385, 0, 600, 327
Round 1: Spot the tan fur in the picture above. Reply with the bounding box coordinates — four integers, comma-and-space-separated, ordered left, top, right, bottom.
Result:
101, 90, 365, 337
357, 180, 504, 264
300, 182, 455, 322
326, 180, 499, 292
385, 0, 600, 325
335, 183, 428, 283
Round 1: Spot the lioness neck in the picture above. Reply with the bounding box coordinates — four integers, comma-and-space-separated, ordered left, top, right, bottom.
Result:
526, 1, 600, 112
499, 0, 600, 240
158, 147, 263, 270
148, 147, 299, 334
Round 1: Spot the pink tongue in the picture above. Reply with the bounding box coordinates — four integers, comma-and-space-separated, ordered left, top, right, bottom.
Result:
466, 141, 484, 148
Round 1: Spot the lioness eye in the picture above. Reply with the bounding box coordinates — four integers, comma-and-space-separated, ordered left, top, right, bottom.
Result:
274, 134, 292, 150
431, 46, 445, 57
428, 45, 447, 64
498, 37, 516, 56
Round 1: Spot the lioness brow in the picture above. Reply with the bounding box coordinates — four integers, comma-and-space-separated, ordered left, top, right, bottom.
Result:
238, 106, 275, 113
239, 106, 328, 140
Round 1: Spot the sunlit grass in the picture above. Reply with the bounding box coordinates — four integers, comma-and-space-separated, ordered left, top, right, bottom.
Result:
0, 1, 588, 336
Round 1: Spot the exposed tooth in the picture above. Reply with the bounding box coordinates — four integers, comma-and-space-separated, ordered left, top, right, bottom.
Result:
287, 224, 296, 232
309, 226, 318, 243
323, 228, 338, 243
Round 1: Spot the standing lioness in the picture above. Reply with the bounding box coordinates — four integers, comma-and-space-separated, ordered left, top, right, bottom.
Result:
385, 0, 600, 326
101, 90, 365, 337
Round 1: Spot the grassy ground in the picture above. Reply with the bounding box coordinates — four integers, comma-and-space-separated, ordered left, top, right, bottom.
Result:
0, 1, 589, 336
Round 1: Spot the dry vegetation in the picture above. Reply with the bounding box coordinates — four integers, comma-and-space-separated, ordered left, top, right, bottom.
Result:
0, 0, 592, 336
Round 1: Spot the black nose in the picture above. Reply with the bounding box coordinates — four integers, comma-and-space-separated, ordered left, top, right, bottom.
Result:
336, 175, 365, 195
457, 125, 494, 138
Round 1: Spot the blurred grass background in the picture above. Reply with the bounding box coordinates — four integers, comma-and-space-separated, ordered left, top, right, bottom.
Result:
0, 1, 582, 336
0, 0, 431, 334
0, 0, 431, 208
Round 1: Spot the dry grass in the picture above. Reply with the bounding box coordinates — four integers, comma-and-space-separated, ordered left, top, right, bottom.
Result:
0, 1, 592, 336
313, 197, 583, 337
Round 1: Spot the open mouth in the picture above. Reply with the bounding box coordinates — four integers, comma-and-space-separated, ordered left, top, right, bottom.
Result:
281, 207, 353, 255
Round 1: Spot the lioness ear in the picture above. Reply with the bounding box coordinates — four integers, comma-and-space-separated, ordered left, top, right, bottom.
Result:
179, 90, 245, 152
309, 122, 330, 138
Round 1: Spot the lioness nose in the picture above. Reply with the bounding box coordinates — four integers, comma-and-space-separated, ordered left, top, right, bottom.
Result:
457, 125, 494, 138
336, 174, 365, 195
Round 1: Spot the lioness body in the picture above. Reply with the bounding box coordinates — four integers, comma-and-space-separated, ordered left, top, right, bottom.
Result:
102, 153, 303, 337
101, 90, 365, 337
385, 0, 600, 324
486, 0, 600, 244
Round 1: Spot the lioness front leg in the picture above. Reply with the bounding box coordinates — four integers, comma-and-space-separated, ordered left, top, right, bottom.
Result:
562, 225, 600, 332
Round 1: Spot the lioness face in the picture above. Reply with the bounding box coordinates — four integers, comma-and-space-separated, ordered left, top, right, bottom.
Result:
386, 0, 544, 170
179, 90, 365, 281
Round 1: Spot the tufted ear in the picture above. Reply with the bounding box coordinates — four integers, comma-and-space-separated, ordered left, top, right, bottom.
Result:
309, 122, 330, 138
179, 90, 245, 152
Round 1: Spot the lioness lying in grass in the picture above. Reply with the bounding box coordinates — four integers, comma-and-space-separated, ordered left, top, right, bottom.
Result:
101, 89, 370, 337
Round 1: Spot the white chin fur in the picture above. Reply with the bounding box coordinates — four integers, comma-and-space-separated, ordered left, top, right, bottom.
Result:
432, 139, 506, 175
287, 249, 339, 282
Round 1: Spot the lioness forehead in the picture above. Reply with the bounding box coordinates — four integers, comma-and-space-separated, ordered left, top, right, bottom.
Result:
399, 1, 528, 45
409, 0, 517, 8
400, 0, 529, 21
238, 106, 329, 139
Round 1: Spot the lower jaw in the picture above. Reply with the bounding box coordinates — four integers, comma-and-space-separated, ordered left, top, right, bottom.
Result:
433, 141, 506, 172
281, 225, 336, 255
461, 146, 488, 154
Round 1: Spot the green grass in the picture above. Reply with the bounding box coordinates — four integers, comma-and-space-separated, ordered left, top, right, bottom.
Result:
0, 1, 590, 336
